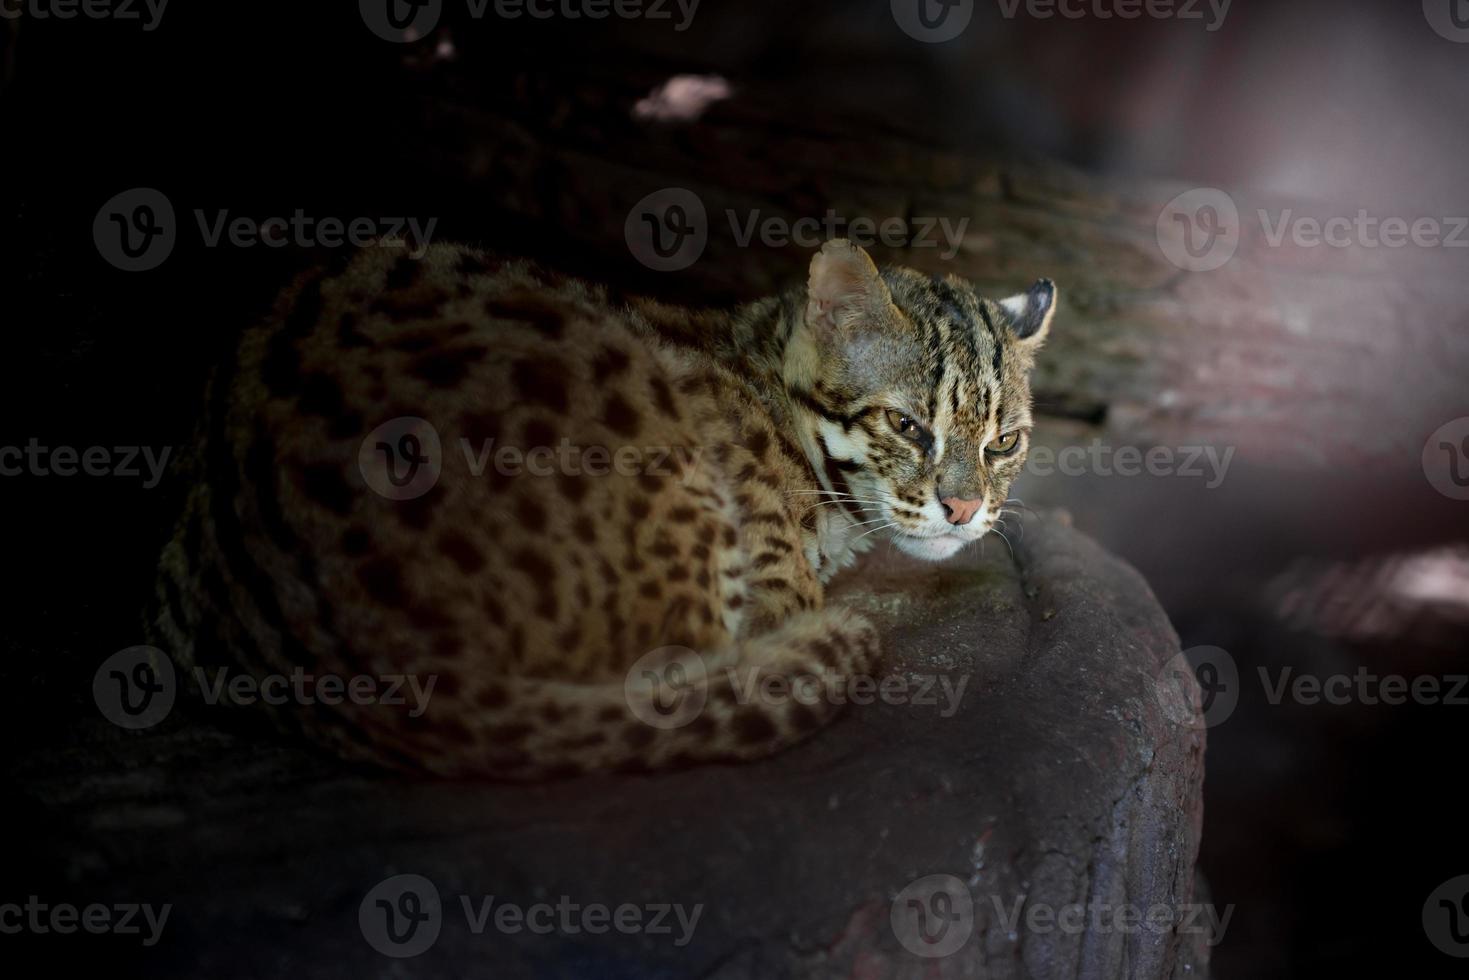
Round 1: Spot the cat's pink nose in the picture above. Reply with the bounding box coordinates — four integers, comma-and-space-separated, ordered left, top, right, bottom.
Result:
941, 497, 983, 526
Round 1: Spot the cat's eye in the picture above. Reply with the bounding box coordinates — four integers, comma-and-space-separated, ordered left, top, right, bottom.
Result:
886, 409, 924, 440
987, 430, 1022, 455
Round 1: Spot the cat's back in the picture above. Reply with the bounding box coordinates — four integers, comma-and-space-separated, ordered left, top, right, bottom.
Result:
162, 244, 746, 692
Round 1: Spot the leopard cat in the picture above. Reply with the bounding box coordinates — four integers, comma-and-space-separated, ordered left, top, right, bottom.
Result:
149, 239, 1056, 778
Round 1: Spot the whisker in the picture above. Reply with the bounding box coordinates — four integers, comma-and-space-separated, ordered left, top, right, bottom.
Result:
852, 521, 899, 544
998, 511, 1026, 540
797, 500, 886, 516
1003, 497, 1038, 517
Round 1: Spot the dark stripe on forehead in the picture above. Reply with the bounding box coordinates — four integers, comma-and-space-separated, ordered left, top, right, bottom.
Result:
924, 316, 944, 423
978, 303, 1003, 374
930, 276, 970, 329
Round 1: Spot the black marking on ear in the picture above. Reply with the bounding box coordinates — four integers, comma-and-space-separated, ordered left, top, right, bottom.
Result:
1005, 279, 1055, 340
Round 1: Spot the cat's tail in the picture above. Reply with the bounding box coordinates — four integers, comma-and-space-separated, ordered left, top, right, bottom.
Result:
372, 607, 881, 779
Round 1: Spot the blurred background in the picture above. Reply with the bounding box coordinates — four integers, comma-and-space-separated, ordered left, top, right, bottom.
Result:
4, 0, 1468, 975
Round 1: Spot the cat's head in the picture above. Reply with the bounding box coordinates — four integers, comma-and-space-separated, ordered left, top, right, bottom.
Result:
786, 240, 1055, 561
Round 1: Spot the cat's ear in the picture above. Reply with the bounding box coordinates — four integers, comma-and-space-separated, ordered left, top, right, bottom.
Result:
999, 279, 1057, 347
806, 239, 892, 337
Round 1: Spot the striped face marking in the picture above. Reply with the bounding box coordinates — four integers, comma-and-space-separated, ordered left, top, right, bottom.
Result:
791, 241, 1055, 562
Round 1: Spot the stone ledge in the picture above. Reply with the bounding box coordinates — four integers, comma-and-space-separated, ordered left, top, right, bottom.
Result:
12, 512, 1208, 979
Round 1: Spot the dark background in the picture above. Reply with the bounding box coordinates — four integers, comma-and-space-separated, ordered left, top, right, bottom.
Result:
4, 1, 1468, 976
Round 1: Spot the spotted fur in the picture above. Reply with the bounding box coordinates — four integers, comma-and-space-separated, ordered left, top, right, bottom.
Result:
149, 239, 1054, 778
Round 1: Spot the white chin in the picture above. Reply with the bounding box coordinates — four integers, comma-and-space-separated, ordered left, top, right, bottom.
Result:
895, 534, 967, 561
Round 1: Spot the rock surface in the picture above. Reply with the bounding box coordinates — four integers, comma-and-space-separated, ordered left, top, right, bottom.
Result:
13, 513, 1209, 979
